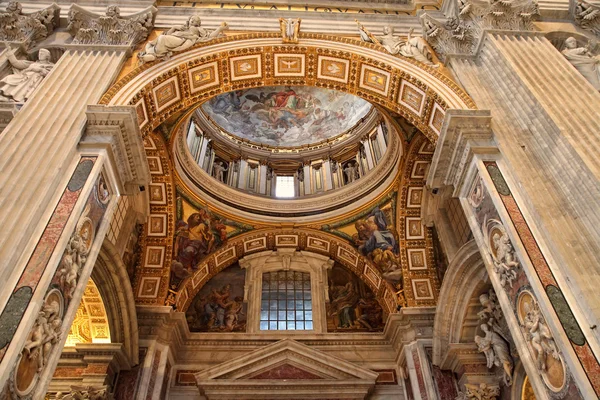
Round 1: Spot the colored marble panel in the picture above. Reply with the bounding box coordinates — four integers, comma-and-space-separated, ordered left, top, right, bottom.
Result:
0, 158, 95, 362
546, 285, 586, 346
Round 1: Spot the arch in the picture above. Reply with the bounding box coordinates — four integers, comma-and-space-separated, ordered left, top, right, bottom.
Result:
174, 228, 400, 316
92, 240, 140, 365
100, 33, 475, 142
432, 240, 487, 366
65, 278, 111, 346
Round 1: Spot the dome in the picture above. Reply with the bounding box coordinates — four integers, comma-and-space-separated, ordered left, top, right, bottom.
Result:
201, 86, 372, 148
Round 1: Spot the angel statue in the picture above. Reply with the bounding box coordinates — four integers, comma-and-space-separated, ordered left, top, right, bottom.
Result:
355, 21, 437, 66
139, 15, 228, 63
562, 36, 600, 91
522, 301, 560, 371
280, 18, 301, 44
474, 323, 514, 386
0, 43, 54, 102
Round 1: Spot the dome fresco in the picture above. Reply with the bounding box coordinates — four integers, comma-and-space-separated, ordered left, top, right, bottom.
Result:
201, 86, 372, 147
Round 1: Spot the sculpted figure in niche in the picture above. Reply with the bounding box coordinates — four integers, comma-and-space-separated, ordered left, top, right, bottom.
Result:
0, 44, 53, 102
562, 37, 600, 91
523, 301, 560, 371
356, 22, 437, 66
23, 300, 62, 372
343, 161, 358, 184
212, 160, 228, 183
139, 15, 228, 63
475, 323, 514, 386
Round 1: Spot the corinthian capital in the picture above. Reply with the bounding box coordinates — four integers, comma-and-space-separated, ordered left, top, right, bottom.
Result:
0, 2, 60, 48
67, 4, 156, 48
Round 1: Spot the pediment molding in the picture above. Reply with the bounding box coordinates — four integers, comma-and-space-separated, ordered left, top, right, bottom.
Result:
195, 339, 378, 399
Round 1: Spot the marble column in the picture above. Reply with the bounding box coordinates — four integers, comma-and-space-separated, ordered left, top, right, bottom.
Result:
427, 109, 599, 399
448, 32, 600, 361
136, 339, 171, 400
404, 341, 438, 400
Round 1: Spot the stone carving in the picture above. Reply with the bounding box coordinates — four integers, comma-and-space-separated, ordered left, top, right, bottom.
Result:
0, 43, 54, 102
56, 212, 94, 300
356, 21, 436, 65
574, 1, 600, 36
475, 323, 513, 385
138, 15, 228, 63
56, 385, 109, 400
0, 2, 59, 47
477, 289, 503, 325
474, 288, 513, 386
456, 383, 500, 400
343, 161, 359, 184
280, 17, 301, 44
420, 0, 539, 60
468, 177, 485, 208
483, 219, 519, 288
561, 37, 600, 91
23, 294, 62, 373
212, 161, 228, 183
297, 167, 304, 182
522, 300, 560, 371
67, 5, 155, 47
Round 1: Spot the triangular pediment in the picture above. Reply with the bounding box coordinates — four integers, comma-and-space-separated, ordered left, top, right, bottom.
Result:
195, 339, 378, 399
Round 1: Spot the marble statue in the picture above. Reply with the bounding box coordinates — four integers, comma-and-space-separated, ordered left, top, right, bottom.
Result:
522, 301, 560, 371
23, 299, 62, 372
57, 225, 90, 300
356, 21, 436, 66
477, 290, 502, 323
458, 383, 500, 400
0, 44, 53, 102
491, 229, 519, 288
280, 17, 300, 44
562, 37, 600, 91
56, 385, 108, 400
343, 162, 358, 184
139, 15, 228, 63
475, 324, 513, 386
297, 167, 304, 182
212, 161, 228, 183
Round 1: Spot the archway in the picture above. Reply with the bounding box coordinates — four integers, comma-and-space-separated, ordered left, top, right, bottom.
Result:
100, 33, 475, 143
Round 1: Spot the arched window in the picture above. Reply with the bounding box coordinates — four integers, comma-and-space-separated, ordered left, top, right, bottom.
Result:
260, 270, 313, 331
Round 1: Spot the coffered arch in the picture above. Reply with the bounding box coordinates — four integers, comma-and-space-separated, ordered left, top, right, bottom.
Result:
100, 33, 475, 142
174, 228, 400, 316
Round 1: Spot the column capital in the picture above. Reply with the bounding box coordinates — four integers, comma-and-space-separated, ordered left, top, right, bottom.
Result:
81, 105, 150, 195
0, 2, 60, 49
67, 4, 156, 50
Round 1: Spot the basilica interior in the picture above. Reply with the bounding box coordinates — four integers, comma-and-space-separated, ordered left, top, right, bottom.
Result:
0, 0, 599, 399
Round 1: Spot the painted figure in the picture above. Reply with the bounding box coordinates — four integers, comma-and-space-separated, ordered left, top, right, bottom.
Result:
329, 282, 359, 328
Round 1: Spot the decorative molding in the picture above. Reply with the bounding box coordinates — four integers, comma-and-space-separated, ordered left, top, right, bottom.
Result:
82, 105, 151, 195
195, 339, 378, 399
67, 4, 156, 48
0, 2, 60, 48
574, 1, 600, 36
419, 0, 540, 60
426, 109, 496, 196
